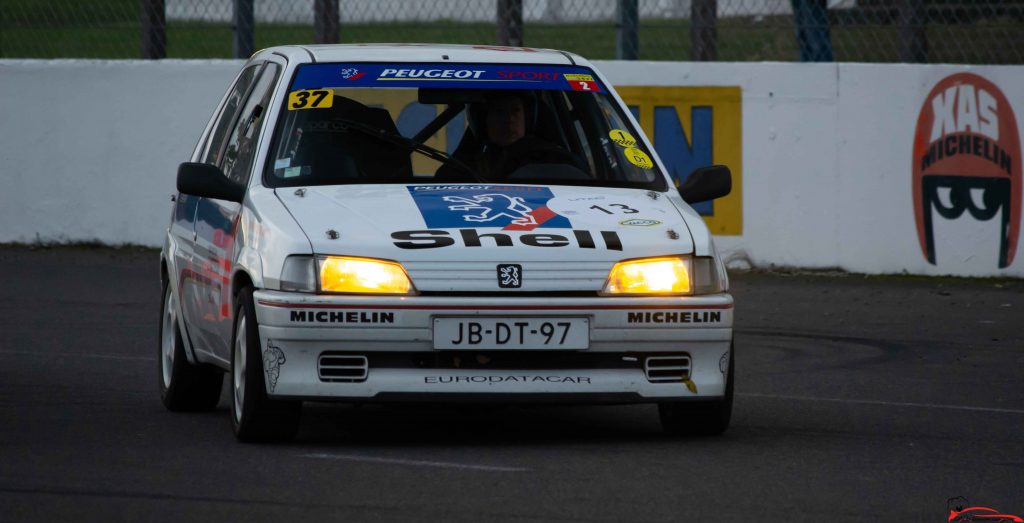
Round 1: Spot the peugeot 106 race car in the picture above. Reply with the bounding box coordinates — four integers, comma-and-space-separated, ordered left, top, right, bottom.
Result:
159, 44, 735, 442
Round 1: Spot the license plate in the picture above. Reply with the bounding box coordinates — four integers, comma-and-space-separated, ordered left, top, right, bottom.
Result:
433, 317, 589, 350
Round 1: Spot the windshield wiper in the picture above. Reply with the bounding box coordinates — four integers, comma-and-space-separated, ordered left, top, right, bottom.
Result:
330, 117, 483, 182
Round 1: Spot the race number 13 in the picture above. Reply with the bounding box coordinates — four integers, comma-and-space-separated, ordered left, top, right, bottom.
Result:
288, 89, 334, 110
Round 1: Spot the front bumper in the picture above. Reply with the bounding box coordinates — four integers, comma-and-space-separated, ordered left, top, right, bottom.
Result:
253, 290, 733, 402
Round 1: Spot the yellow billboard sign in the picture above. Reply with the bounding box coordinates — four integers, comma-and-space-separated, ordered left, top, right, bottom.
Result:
617, 86, 743, 235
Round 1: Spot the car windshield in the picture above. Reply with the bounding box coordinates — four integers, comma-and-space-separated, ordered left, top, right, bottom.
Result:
264, 62, 667, 191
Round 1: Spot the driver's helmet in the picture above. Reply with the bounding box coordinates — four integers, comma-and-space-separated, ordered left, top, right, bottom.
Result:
466, 91, 539, 145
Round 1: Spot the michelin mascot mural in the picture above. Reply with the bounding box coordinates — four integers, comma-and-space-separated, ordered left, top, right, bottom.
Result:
913, 72, 1021, 272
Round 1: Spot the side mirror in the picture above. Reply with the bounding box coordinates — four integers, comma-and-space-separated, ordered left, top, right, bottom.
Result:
678, 165, 732, 204
177, 162, 245, 203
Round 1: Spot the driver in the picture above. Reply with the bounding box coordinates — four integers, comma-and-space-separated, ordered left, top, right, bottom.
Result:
437, 93, 580, 181
484, 94, 527, 148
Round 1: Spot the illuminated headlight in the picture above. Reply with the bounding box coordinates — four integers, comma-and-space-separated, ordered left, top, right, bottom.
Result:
602, 256, 724, 296
317, 256, 414, 295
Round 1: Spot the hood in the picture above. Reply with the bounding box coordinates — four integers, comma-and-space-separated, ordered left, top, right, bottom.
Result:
276, 183, 695, 292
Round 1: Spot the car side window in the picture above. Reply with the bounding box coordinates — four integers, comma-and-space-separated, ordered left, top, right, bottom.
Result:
201, 63, 262, 166
221, 63, 281, 186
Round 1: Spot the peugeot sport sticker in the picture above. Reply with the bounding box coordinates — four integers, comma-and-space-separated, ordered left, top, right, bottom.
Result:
291, 63, 606, 92
407, 185, 572, 230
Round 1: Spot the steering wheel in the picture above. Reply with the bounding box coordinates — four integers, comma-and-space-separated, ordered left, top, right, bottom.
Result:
495, 137, 585, 178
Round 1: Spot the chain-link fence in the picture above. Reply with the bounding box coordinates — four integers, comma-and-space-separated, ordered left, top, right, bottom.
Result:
2, 0, 1022, 63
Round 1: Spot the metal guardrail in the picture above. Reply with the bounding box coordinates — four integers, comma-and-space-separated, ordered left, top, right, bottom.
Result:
1, 0, 1021, 63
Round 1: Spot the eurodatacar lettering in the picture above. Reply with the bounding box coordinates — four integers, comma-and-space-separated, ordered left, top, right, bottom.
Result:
627, 311, 722, 324
290, 311, 395, 324
424, 375, 592, 384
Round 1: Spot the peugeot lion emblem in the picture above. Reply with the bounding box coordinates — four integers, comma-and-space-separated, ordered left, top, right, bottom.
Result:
497, 264, 522, 289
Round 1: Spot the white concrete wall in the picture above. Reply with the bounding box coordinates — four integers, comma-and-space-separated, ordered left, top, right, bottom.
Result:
1, 59, 1022, 277
597, 60, 1024, 277
0, 60, 240, 246
599, 62, 844, 270
835, 64, 1024, 277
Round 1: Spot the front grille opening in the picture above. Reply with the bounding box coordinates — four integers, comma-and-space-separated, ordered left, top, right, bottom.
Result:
365, 351, 642, 371
318, 353, 368, 382
644, 355, 691, 383
317, 352, 692, 382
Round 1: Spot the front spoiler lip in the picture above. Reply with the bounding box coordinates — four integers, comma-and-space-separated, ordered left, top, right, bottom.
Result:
263, 366, 729, 400
278, 392, 726, 404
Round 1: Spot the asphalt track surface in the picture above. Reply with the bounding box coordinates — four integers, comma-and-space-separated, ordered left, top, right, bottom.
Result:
1, 246, 1021, 522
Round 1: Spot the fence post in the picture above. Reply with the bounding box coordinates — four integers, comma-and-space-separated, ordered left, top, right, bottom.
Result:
791, 0, 833, 61
898, 0, 927, 63
616, 0, 639, 60
497, 0, 523, 47
233, 0, 255, 59
140, 0, 166, 59
691, 0, 717, 61
314, 0, 340, 44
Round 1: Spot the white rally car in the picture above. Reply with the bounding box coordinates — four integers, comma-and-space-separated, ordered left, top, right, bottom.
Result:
159, 44, 734, 441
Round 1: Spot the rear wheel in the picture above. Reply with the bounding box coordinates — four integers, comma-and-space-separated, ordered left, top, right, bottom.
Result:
658, 342, 734, 436
159, 278, 223, 411
231, 286, 301, 442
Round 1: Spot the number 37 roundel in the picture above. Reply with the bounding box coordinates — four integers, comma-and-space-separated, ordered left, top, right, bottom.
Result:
913, 73, 1021, 269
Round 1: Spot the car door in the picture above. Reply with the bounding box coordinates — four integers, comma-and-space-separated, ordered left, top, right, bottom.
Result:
177, 62, 263, 362
192, 61, 281, 362
168, 190, 201, 359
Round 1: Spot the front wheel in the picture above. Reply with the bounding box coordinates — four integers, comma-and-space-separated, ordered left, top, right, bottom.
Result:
158, 278, 223, 411
658, 343, 734, 437
231, 286, 301, 442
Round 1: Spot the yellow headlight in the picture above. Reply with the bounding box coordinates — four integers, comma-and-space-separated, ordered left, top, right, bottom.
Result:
318, 256, 413, 294
603, 257, 691, 295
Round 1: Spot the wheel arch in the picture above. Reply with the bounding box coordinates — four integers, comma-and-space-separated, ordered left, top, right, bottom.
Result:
232, 269, 255, 307
159, 251, 201, 365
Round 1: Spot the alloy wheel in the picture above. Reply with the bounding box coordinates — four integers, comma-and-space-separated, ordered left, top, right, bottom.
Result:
233, 315, 247, 423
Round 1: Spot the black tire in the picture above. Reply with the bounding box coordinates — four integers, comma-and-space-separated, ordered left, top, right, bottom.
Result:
231, 286, 301, 442
159, 277, 224, 411
658, 342, 734, 437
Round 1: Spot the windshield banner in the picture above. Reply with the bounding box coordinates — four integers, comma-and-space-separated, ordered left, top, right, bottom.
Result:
291, 63, 604, 92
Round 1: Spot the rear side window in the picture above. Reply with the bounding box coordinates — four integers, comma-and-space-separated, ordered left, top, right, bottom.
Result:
221, 63, 281, 186
202, 64, 261, 166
